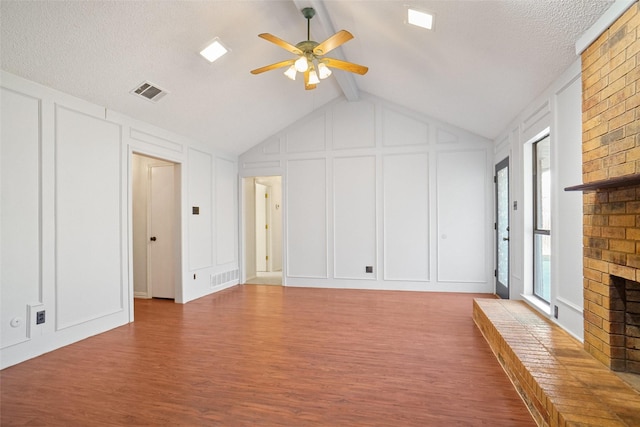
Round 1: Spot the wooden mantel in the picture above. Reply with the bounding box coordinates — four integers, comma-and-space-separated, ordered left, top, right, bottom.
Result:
564, 174, 640, 192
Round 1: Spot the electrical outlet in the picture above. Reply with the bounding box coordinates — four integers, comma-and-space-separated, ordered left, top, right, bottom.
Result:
36, 310, 46, 325
365, 266, 373, 273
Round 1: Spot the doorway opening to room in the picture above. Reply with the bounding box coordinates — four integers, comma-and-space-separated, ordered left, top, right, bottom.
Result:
242, 176, 283, 285
132, 153, 181, 300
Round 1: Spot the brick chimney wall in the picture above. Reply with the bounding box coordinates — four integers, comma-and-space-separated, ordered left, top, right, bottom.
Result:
581, 2, 640, 370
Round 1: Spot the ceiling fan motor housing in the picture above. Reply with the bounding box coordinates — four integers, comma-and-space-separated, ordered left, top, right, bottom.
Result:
301, 7, 316, 20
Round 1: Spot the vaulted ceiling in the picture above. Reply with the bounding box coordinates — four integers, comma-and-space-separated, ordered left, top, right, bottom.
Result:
0, 0, 614, 156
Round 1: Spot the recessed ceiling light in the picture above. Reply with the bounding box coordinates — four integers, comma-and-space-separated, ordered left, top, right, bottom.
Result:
200, 38, 229, 63
407, 7, 434, 30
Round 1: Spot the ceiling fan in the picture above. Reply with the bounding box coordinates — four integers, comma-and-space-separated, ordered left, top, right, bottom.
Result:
250, 7, 368, 90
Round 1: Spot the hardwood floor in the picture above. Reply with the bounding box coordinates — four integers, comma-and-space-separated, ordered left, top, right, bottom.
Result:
1, 285, 535, 426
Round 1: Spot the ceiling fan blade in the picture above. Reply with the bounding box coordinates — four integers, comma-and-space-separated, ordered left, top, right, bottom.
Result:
304, 70, 317, 90
258, 33, 302, 55
323, 58, 368, 75
313, 30, 353, 55
251, 59, 295, 75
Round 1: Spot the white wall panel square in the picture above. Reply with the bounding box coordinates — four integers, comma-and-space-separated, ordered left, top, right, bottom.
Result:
383, 153, 429, 281
55, 106, 123, 329
286, 113, 326, 153
382, 108, 429, 147
1, 88, 41, 348
188, 148, 213, 270
262, 137, 281, 155
215, 157, 237, 265
333, 101, 375, 150
334, 156, 376, 279
437, 150, 486, 283
287, 158, 327, 278
554, 76, 583, 309
436, 129, 459, 145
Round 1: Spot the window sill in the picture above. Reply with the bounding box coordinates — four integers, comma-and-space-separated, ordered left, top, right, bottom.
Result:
521, 294, 551, 317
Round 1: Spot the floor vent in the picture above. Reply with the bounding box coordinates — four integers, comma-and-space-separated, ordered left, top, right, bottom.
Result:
131, 81, 168, 102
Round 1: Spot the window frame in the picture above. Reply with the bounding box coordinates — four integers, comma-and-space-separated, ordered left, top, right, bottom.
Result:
532, 135, 551, 302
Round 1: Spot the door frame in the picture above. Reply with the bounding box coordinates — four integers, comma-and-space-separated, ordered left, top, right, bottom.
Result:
239, 175, 284, 285
129, 150, 183, 320
495, 156, 510, 299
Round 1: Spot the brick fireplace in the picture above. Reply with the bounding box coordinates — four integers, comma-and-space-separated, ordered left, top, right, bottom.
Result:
579, 2, 640, 373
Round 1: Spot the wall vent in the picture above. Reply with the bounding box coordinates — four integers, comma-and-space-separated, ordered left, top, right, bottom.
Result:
210, 269, 239, 287
130, 81, 168, 102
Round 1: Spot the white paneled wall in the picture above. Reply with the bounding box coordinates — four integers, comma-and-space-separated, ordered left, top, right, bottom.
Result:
55, 106, 124, 329
334, 156, 376, 280
287, 158, 328, 278
333, 101, 375, 150
215, 157, 238, 266
383, 153, 430, 282
436, 150, 488, 283
188, 148, 214, 270
554, 75, 584, 318
240, 94, 494, 292
1, 87, 41, 349
382, 107, 429, 147
0, 71, 238, 368
492, 60, 584, 340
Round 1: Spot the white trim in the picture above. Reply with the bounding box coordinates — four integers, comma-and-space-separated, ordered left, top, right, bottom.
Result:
575, 0, 636, 55
555, 296, 583, 314
522, 293, 551, 316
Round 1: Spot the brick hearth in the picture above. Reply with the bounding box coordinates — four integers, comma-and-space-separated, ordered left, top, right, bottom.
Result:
581, 2, 640, 371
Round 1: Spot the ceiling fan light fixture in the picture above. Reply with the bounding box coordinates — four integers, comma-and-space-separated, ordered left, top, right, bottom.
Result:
250, 7, 368, 90
317, 62, 332, 79
294, 55, 309, 72
308, 68, 320, 85
284, 65, 297, 80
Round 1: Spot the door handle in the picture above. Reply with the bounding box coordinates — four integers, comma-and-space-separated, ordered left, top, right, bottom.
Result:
503, 237, 509, 241
150, 236, 157, 242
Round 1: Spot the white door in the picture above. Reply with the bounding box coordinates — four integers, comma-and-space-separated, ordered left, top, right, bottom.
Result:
255, 183, 268, 272
149, 164, 175, 299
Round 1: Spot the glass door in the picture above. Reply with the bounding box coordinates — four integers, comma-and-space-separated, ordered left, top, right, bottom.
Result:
495, 157, 509, 299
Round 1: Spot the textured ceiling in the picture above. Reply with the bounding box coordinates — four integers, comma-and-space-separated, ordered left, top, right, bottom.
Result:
0, 0, 614, 156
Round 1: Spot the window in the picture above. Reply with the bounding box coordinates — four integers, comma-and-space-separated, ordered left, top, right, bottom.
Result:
533, 136, 551, 302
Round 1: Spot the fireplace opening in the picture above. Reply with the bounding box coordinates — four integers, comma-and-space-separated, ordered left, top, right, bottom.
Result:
610, 275, 640, 375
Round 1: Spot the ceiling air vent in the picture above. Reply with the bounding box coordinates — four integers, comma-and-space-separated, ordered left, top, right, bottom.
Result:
131, 81, 168, 102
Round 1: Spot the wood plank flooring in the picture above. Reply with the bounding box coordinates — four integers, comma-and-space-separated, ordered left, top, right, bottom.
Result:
1, 285, 535, 426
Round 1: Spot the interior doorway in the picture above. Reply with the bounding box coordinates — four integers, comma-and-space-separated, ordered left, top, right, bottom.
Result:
132, 153, 181, 300
243, 176, 282, 285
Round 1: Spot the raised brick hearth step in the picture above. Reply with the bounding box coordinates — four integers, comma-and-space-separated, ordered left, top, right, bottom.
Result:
473, 299, 640, 427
